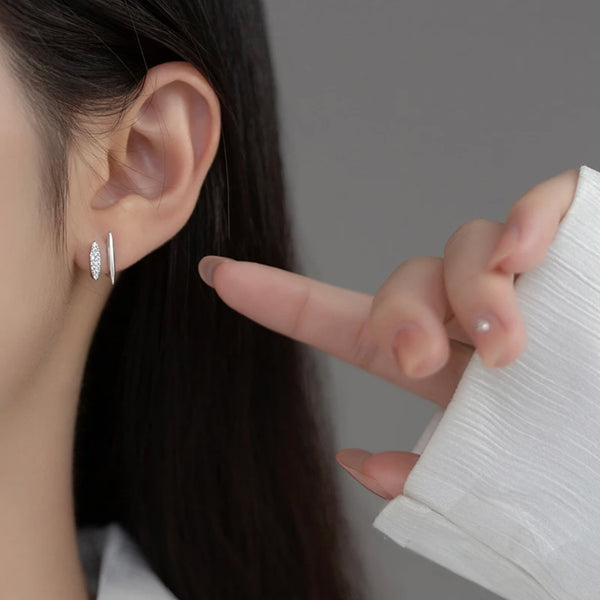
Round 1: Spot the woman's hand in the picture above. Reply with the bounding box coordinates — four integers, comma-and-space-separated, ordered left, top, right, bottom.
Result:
197, 167, 579, 500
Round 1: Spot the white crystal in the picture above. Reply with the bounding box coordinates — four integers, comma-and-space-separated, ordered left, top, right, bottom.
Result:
90, 241, 101, 280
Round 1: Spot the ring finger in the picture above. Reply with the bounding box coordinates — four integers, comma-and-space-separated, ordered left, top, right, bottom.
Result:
443, 219, 525, 368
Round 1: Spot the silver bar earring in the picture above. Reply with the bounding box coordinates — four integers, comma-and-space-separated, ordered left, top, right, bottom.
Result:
107, 231, 115, 285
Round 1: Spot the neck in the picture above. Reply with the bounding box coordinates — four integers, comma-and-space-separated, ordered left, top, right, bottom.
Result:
0, 271, 112, 600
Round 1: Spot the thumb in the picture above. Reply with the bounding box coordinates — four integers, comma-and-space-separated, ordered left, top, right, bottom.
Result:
336, 448, 420, 499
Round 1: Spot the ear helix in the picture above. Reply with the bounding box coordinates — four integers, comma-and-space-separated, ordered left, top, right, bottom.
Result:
89, 232, 116, 285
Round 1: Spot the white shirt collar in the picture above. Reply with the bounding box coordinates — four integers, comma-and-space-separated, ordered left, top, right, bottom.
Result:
77, 522, 178, 600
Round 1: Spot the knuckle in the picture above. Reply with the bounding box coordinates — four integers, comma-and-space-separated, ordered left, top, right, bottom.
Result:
399, 254, 440, 272
381, 255, 440, 292
444, 219, 489, 254
289, 284, 311, 341
350, 317, 381, 372
371, 254, 442, 333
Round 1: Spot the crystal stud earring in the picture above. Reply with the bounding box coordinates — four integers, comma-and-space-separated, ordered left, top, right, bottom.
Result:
89, 232, 115, 285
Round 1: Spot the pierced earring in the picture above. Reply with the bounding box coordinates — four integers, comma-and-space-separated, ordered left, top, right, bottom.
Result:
89, 232, 116, 285
107, 231, 115, 285
90, 241, 101, 280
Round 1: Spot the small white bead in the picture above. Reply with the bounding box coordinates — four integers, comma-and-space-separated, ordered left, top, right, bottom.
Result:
475, 318, 491, 333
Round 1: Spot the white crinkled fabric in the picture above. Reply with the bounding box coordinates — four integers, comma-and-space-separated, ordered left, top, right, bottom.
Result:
372, 164, 600, 600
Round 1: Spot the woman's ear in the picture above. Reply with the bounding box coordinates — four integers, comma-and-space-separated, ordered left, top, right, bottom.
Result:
71, 61, 221, 282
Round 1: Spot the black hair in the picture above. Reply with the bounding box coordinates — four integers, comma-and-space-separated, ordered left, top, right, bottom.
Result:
0, 1, 367, 598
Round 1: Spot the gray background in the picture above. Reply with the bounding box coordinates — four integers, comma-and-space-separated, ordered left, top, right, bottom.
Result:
263, 2, 598, 598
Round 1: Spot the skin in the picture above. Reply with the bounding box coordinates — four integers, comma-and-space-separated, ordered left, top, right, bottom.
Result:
0, 39, 221, 600
198, 166, 580, 500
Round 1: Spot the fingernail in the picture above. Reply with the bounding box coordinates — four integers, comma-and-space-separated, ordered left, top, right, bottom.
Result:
336, 451, 394, 500
472, 311, 506, 367
391, 321, 430, 378
487, 224, 520, 270
198, 255, 235, 287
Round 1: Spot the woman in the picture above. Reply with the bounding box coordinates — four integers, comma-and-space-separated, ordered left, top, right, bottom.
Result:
0, 0, 575, 598
0, 1, 366, 598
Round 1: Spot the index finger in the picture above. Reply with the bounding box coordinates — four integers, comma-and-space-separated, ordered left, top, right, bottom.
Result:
199, 258, 472, 408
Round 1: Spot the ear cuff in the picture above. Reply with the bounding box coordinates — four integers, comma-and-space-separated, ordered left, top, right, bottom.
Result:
89, 231, 116, 285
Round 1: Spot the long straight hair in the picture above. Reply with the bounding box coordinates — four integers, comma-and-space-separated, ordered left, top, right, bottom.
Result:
0, 1, 367, 598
